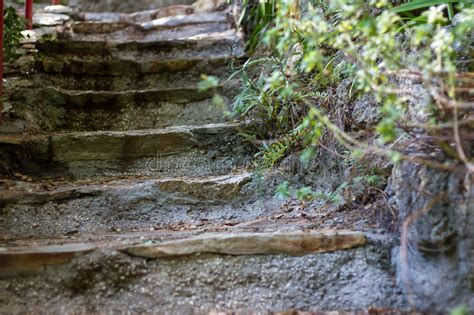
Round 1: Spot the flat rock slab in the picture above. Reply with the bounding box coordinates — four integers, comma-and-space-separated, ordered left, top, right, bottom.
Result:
0, 243, 95, 278
0, 185, 101, 205
123, 230, 366, 258
0, 123, 238, 162
0, 172, 251, 205
33, 13, 70, 26
141, 12, 228, 30
43, 85, 217, 105
43, 5, 74, 15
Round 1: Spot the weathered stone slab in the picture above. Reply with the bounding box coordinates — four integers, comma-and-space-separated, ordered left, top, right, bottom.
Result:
43, 5, 74, 15
123, 231, 366, 258
128, 5, 195, 23
156, 173, 251, 201
76, 12, 127, 22
70, 21, 131, 34
76, 5, 195, 23
43, 85, 216, 106
36, 28, 242, 53
0, 172, 251, 206
141, 12, 228, 30
69, 0, 195, 14
0, 186, 101, 205
0, 123, 247, 179
50, 128, 198, 161
33, 13, 70, 26
0, 243, 95, 278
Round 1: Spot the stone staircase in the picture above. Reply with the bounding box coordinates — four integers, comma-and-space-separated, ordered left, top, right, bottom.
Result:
0, 2, 407, 314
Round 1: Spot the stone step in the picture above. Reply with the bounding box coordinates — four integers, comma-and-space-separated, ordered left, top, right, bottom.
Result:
0, 243, 95, 278
59, 16, 230, 44
7, 78, 239, 132
38, 47, 241, 76
75, 7, 194, 24
8, 95, 231, 132
0, 231, 404, 312
0, 230, 365, 277
24, 64, 233, 91
140, 11, 230, 31
41, 86, 218, 105
72, 11, 230, 32
0, 123, 253, 179
37, 28, 242, 54
0, 173, 253, 238
70, 0, 196, 14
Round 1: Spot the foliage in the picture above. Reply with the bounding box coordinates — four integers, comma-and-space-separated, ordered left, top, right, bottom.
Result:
276, 180, 341, 202
392, 0, 458, 21
450, 305, 471, 315
3, 7, 25, 63
231, 57, 309, 141
237, 0, 278, 53
229, 0, 474, 202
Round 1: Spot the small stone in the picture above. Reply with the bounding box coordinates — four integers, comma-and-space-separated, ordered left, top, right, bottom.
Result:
20, 30, 37, 44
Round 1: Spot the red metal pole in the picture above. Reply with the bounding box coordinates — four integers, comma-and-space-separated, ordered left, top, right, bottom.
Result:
52, 0, 60, 4
25, 0, 33, 30
0, 0, 3, 122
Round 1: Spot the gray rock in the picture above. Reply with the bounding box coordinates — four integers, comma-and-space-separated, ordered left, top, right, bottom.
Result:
33, 13, 70, 26
388, 159, 474, 312
43, 5, 74, 15
351, 93, 381, 128
124, 230, 366, 258
141, 12, 228, 30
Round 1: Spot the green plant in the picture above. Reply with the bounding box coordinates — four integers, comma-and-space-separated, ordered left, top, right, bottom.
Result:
237, 0, 277, 53
450, 305, 470, 315
227, 0, 474, 208
231, 56, 309, 141
3, 7, 26, 63
276, 180, 341, 203
267, 1, 473, 169
391, 0, 458, 20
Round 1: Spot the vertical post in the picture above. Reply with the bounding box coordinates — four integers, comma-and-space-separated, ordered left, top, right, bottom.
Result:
52, 0, 60, 4
0, 0, 3, 122
25, 0, 33, 30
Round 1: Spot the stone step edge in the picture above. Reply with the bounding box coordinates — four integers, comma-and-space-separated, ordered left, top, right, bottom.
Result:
71, 11, 230, 32
36, 31, 242, 51
0, 230, 366, 278
39, 54, 244, 76
37, 83, 233, 103
73, 6, 228, 26
24, 79, 238, 98
0, 243, 95, 278
0, 172, 252, 205
0, 122, 240, 145
123, 230, 367, 258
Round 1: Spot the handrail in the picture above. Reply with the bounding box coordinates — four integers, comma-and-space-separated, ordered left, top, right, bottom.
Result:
25, 0, 32, 29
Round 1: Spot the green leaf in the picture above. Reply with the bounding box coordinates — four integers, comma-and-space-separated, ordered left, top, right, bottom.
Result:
391, 0, 459, 13
198, 75, 220, 92
275, 181, 292, 200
